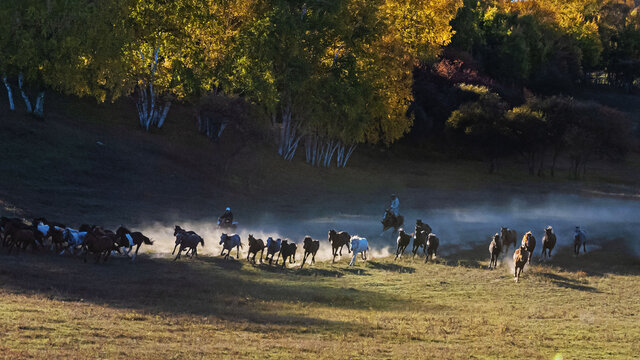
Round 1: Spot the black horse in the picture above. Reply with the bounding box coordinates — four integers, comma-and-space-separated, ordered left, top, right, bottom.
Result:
115, 226, 154, 262
382, 210, 404, 234
300, 236, 320, 269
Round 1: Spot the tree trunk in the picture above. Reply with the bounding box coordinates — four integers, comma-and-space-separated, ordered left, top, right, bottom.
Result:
34, 91, 45, 118
2, 74, 14, 111
18, 73, 32, 114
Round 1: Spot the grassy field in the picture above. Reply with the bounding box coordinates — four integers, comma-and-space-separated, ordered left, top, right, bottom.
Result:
1, 240, 639, 359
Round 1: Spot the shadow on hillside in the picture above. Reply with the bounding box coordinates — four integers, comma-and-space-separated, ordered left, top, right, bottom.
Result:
366, 261, 415, 273
537, 272, 601, 293
0, 252, 402, 327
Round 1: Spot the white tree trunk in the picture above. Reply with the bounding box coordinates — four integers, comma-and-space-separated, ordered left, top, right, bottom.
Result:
34, 91, 45, 117
2, 74, 15, 110
136, 47, 170, 131
18, 73, 32, 114
278, 103, 301, 161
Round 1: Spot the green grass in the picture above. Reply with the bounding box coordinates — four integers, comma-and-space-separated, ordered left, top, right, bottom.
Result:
1, 242, 638, 359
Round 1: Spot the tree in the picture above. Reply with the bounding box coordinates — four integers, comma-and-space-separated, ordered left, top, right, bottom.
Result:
446, 84, 512, 173
225, 0, 462, 166
504, 105, 548, 176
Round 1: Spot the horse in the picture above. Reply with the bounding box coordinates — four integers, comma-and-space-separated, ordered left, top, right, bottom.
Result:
247, 234, 266, 264
382, 210, 404, 234
488, 233, 501, 269
349, 237, 369, 266
412, 230, 428, 257
513, 244, 529, 282
394, 230, 412, 260
60, 228, 87, 255
1, 218, 30, 248
115, 226, 153, 262
276, 240, 297, 268
574, 229, 587, 256
425, 233, 439, 262
541, 226, 557, 259
173, 227, 204, 261
265, 237, 282, 265
328, 230, 350, 263
219, 233, 242, 260
49, 226, 67, 253
500, 227, 517, 252
300, 236, 320, 269
6, 229, 38, 254
521, 232, 536, 264
83, 231, 120, 263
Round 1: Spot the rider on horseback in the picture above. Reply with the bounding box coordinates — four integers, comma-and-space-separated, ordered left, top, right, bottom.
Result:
388, 194, 399, 217
218, 207, 233, 226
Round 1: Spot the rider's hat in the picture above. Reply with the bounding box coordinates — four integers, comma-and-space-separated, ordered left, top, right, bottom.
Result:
226, 207, 231, 211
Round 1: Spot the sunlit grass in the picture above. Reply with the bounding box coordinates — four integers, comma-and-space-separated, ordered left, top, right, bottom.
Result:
1, 244, 638, 359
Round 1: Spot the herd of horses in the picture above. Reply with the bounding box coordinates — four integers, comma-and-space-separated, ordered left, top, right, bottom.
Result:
0, 216, 153, 263
0, 214, 588, 281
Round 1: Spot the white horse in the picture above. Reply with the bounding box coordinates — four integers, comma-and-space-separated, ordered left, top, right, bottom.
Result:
60, 228, 87, 255
349, 236, 369, 266
220, 233, 242, 260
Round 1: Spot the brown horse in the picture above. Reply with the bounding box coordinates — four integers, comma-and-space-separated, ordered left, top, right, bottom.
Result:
488, 233, 501, 269
513, 244, 529, 282
394, 230, 411, 260
412, 230, 428, 257
247, 234, 266, 264
328, 230, 350, 263
173, 227, 204, 261
83, 231, 119, 263
521, 232, 536, 264
500, 227, 517, 252
6, 229, 38, 254
541, 226, 556, 259
300, 236, 320, 269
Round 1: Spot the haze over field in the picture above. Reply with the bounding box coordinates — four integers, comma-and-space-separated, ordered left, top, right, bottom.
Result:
135, 192, 640, 261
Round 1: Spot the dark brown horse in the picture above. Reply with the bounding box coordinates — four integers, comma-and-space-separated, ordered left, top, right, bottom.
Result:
488, 233, 501, 269
328, 230, 350, 263
173, 227, 204, 261
394, 230, 411, 260
265, 237, 282, 265
382, 210, 404, 234
300, 236, 320, 269
6, 229, 39, 254
541, 226, 557, 259
425, 233, 439, 262
247, 234, 266, 264
412, 230, 428, 257
83, 231, 120, 263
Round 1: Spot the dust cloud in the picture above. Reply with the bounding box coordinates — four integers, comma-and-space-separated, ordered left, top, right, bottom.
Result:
135, 193, 640, 262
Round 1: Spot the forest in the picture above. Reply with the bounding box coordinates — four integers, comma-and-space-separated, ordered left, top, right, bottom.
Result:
1, 0, 639, 175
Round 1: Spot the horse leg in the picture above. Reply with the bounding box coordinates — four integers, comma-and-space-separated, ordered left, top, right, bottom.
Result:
236, 245, 240, 259
275, 252, 281, 265
312, 252, 316, 264
300, 253, 307, 269
583, 242, 586, 254
132, 244, 141, 263
174, 246, 183, 261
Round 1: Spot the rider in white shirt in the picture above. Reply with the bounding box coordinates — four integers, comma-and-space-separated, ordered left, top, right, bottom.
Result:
389, 194, 399, 217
